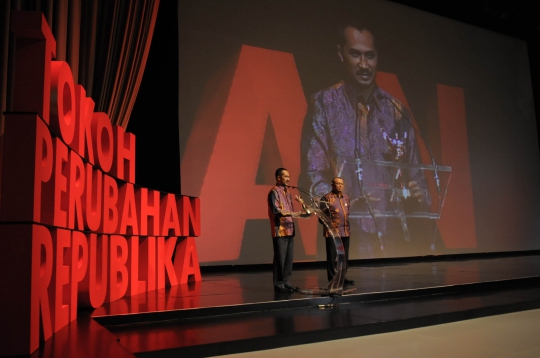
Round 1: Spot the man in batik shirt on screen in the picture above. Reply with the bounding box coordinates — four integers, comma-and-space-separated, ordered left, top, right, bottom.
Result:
301, 21, 428, 257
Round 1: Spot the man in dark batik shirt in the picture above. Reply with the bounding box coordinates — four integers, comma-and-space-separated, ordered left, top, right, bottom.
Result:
267, 168, 310, 293
301, 21, 427, 257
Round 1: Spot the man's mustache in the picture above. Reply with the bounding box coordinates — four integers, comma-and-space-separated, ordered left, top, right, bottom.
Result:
356, 68, 373, 76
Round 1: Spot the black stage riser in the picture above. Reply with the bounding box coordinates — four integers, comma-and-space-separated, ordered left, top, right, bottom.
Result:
95, 276, 540, 327
133, 289, 540, 358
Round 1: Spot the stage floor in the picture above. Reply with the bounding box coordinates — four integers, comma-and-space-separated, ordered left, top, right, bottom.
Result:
31, 253, 540, 358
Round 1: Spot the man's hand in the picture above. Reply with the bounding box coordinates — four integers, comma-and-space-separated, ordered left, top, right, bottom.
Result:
365, 192, 381, 202
295, 210, 312, 218
408, 181, 424, 203
350, 193, 379, 210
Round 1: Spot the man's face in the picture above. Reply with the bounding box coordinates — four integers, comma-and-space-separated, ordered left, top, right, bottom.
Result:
277, 170, 290, 186
331, 178, 345, 194
338, 27, 378, 88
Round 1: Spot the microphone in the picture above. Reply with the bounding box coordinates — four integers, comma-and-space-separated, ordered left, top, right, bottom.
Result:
382, 94, 443, 252
286, 184, 322, 204
381, 94, 441, 197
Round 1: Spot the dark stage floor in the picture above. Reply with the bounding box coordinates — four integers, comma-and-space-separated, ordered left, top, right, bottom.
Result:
28, 252, 540, 358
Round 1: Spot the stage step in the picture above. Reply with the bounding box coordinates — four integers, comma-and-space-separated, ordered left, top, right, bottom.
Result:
104, 281, 540, 358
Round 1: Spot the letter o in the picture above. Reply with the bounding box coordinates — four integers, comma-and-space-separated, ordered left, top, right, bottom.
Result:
50, 61, 76, 145
92, 112, 114, 173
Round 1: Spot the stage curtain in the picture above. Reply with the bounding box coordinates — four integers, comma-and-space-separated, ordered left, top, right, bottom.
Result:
0, 0, 160, 132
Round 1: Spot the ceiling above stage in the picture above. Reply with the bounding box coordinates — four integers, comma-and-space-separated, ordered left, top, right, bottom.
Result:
392, 0, 540, 40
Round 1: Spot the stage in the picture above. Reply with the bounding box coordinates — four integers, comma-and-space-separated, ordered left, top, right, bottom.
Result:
29, 252, 540, 358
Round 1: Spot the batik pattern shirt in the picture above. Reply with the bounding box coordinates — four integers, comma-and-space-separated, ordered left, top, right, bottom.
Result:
320, 192, 351, 238
267, 185, 296, 237
301, 81, 427, 235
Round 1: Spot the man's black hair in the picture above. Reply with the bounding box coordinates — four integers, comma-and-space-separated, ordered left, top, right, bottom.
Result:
336, 18, 377, 49
275, 168, 287, 179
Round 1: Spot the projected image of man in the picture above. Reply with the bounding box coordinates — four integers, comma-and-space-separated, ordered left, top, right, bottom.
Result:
301, 21, 428, 257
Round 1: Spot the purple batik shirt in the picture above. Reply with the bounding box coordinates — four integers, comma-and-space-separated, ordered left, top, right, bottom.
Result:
267, 185, 296, 237
301, 81, 426, 235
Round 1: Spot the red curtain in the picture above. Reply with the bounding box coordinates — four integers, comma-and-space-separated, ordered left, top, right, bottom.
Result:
0, 0, 161, 132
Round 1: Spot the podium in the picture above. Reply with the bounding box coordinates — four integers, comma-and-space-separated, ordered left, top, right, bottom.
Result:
295, 157, 451, 295
294, 193, 357, 296
335, 157, 452, 247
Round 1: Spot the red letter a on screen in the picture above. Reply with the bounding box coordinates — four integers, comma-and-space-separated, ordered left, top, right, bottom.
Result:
182, 45, 312, 262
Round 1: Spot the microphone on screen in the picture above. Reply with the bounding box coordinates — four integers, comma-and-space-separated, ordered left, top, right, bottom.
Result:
381, 94, 441, 196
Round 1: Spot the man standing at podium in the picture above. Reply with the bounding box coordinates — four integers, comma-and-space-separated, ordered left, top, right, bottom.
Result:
320, 177, 354, 285
267, 168, 310, 293
301, 20, 427, 257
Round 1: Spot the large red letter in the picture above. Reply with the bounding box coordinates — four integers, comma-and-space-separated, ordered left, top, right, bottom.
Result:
157, 237, 178, 288
181, 45, 309, 262
84, 163, 103, 231
179, 196, 200, 237
71, 231, 88, 321
50, 61, 76, 145
119, 183, 139, 235
52, 229, 71, 333
108, 235, 129, 302
139, 188, 161, 236
74, 85, 96, 164
79, 234, 108, 308
53, 138, 70, 228
174, 237, 201, 284
161, 194, 181, 237
68, 151, 85, 230
112, 125, 136, 183
92, 113, 114, 173
103, 175, 119, 233
128, 236, 146, 296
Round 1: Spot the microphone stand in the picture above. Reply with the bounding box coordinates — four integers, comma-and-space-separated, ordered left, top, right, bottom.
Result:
354, 100, 386, 253
286, 185, 356, 296
353, 157, 386, 252
386, 98, 444, 251
386, 98, 441, 199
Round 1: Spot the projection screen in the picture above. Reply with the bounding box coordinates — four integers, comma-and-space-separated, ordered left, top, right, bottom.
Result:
177, 0, 540, 265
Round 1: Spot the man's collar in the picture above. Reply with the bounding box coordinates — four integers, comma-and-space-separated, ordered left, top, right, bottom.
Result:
331, 190, 343, 197
344, 81, 382, 111
276, 184, 289, 192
